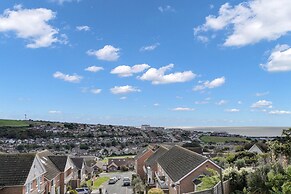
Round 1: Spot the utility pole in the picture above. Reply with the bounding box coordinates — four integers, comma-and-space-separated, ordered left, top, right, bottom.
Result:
220, 168, 224, 194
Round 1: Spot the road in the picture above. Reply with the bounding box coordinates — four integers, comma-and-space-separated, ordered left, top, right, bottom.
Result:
92, 171, 133, 194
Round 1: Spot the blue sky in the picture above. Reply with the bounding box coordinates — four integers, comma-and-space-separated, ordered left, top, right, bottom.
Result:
1, 0, 291, 126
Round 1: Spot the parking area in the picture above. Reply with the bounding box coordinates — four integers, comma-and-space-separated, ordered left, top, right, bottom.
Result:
92, 171, 133, 194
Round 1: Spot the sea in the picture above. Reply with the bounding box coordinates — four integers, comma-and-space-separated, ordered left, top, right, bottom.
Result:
179, 126, 289, 137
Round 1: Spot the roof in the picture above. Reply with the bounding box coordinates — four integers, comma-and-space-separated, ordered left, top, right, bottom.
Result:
134, 146, 153, 160
157, 146, 208, 182
48, 155, 68, 172
145, 146, 169, 167
108, 158, 134, 167
71, 157, 84, 170
0, 153, 36, 186
37, 150, 60, 180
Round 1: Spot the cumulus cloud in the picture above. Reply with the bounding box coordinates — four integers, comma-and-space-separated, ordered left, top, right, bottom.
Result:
0, 5, 61, 48
76, 25, 90, 31
90, 88, 101, 94
140, 43, 160, 52
48, 110, 61, 114
269, 110, 291, 115
53, 71, 82, 83
85, 66, 104, 73
111, 64, 150, 77
255, 91, 269, 97
260, 44, 291, 72
251, 100, 272, 109
172, 107, 194, 111
110, 85, 141, 94
193, 77, 225, 91
158, 5, 175, 13
216, 100, 227, 105
139, 64, 196, 84
50, 0, 81, 4
87, 45, 120, 61
194, 0, 291, 46
225, 108, 240, 112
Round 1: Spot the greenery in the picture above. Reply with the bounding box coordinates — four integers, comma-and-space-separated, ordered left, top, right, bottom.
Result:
89, 177, 110, 190
132, 176, 145, 194
148, 188, 164, 194
200, 135, 248, 143
196, 168, 220, 191
0, 119, 29, 127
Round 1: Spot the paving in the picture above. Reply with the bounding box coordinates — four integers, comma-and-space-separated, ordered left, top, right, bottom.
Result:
92, 171, 133, 194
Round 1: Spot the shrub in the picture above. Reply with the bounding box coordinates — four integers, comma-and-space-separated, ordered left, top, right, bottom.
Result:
148, 188, 164, 194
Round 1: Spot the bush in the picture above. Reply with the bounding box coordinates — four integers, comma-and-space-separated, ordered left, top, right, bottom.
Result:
148, 188, 164, 194
120, 165, 129, 171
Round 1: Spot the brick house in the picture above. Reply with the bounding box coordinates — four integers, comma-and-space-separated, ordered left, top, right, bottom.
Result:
134, 146, 154, 181
107, 158, 134, 172
144, 145, 169, 186
0, 153, 46, 194
155, 146, 222, 194
48, 156, 75, 194
70, 157, 86, 188
37, 150, 61, 194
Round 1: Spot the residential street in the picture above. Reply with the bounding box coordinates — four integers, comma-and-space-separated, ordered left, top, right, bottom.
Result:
92, 171, 134, 194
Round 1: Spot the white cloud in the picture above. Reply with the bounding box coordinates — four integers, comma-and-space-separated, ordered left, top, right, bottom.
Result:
76, 25, 90, 31
90, 88, 101, 94
140, 43, 160, 52
85, 66, 104, 73
225, 108, 240, 112
87, 45, 120, 61
238, 101, 243, 104
111, 64, 150, 77
193, 77, 225, 91
216, 100, 227, 105
269, 110, 291, 115
172, 107, 194, 111
53, 71, 82, 83
195, 101, 209, 105
251, 100, 272, 109
154, 103, 160, 106
195, 0, 291, 46
50, 0, 81, 4
110, 85, 141, 95
158, 5, 175, 13
0, 5, 61, 48
139, 64, 196, 84
49, 110, 61, 114
120, 96, 127, 100
260, 44, 291, 72
255, 91, 269, 97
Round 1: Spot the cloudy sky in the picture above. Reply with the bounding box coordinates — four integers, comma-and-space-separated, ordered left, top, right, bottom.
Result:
1, 0, 291, 126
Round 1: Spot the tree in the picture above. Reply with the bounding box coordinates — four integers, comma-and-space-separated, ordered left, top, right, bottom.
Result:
247, 165, 271, 194
148, 188, 164, 194
235, 159, 246, 170
132, 177, 145, 194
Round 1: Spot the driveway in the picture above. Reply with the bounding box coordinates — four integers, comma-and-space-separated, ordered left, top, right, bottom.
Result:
92, 171, 133, 194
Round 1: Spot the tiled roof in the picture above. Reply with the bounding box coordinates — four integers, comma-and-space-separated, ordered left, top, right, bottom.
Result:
145, 146, 169, 167
157, 146, 208, 182
0, 153, 36, 186
134, 146, 153, 160
71, 157, 84, 170
48, 156, 68, 172
37, 150, 60, 180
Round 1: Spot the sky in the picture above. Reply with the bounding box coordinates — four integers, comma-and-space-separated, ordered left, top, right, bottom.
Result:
1, 0, 291, 127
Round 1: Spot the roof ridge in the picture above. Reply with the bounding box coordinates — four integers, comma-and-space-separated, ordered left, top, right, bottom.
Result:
174, 145, 207, 159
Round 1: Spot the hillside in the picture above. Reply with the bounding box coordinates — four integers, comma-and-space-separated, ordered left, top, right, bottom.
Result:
0, 119, 29, 127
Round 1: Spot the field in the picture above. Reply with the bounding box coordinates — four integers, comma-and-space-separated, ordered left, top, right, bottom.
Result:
86, 177, 110, 190
0, 119, 29, 127
200, 135, 248, 143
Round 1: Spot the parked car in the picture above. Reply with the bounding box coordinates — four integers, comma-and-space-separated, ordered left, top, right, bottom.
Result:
108, 177, 118, 184
82, 187, 91, 194
75, 188, 89, 194
123, 177, 131, 186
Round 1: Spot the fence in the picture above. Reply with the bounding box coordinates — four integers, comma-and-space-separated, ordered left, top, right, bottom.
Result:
184, 179, 230, 194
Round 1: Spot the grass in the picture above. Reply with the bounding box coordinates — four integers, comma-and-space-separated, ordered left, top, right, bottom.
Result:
0, 119, 29, 127
200, 135, 248, 143
102, 155, 135, 163
87, 177, 110, 190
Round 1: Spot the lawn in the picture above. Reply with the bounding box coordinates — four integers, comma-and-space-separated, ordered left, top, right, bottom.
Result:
87, 177, 110, 190
0, 119, 29, 127
200, 135, 248, 143
102, 155, 135, 163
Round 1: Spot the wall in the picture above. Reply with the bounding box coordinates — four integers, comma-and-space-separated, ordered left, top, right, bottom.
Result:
0, 186, 23, 194
136, 149, 154, 180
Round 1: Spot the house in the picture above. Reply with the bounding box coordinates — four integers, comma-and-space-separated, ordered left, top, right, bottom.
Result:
0, 153, 46, 194
107, 158, 134, 172
37, 150, 61, 194
155, 146, 222, 194
134, 146, 154, 181
248, 143, 264, 154
70, 157, 86, 188
48, 156, 75, 194
144, 146, 169, 186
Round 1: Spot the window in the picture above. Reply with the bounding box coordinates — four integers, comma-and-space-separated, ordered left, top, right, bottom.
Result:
51, 180, 54, 187
37, 177, 41, 191
26, 182, 32, 194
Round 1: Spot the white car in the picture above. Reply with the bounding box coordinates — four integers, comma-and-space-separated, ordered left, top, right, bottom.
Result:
108, 177, 118, 184
75, 188, 89, 194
